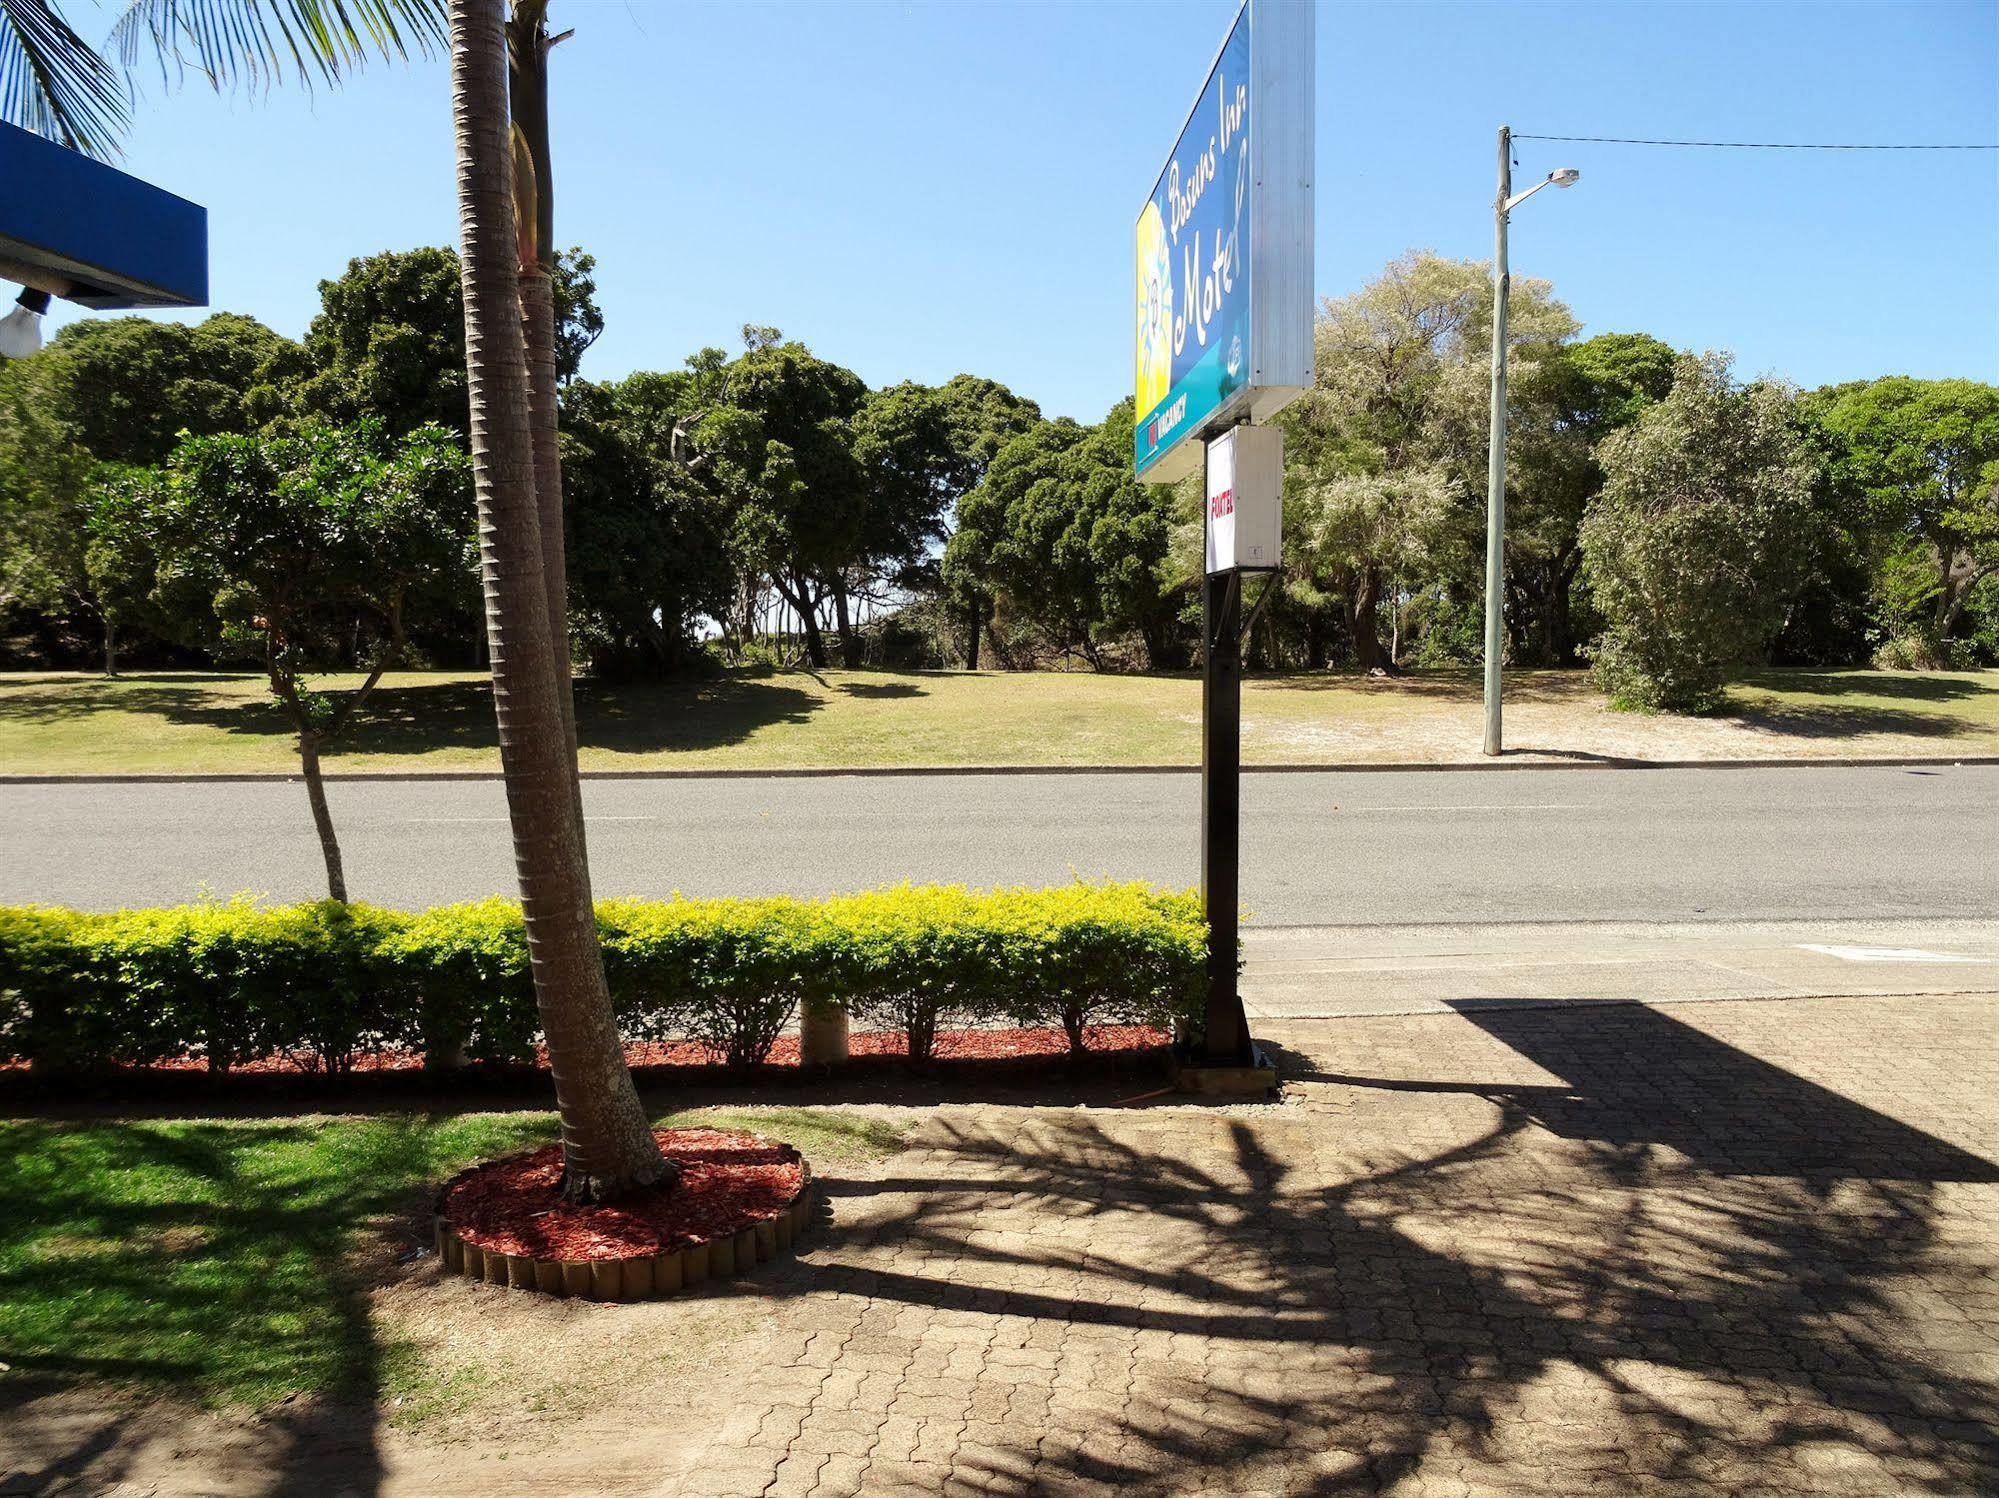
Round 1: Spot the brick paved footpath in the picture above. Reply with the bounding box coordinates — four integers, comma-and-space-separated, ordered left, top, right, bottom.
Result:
666, 993, 1999, 1497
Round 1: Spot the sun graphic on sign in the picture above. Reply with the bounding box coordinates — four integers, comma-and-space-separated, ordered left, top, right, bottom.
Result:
1135, 200, 1173, 417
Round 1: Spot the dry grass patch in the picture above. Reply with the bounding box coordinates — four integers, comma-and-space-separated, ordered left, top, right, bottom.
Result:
2, 665, 1995, 774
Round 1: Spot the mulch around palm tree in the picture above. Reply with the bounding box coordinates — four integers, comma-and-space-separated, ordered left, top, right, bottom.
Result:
440, 1127, 803, 1262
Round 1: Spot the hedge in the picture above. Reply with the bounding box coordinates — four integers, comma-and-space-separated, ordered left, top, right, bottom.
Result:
0, 883, 1208, 1075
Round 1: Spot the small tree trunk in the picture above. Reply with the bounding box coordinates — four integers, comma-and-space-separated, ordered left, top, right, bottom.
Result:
965, 595, 982, 670
102, 617, 117, 678
1061, 1001, 1087, 1057
1351, 570, 1389, 674
790, 573, 829, 666
1304, 607, 1329, 670
298, 734, 348, 903
451, 0, 667, 1202
832, 579, 861, 666
1936, 551, 1974, 641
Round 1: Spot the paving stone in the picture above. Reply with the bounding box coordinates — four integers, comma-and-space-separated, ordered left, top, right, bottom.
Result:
662, 993, 1999, 1497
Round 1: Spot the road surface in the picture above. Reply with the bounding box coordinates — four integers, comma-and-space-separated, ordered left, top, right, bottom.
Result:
2, 763, 1994, 925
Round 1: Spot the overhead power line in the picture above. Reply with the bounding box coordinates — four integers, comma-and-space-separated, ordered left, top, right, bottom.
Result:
1513, 133, 1998, 151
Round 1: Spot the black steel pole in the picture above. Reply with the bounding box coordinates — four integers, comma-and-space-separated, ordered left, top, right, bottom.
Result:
1200, 565, 1250, 1066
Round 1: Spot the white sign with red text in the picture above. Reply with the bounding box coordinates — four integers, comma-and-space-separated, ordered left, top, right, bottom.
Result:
1204, 424, 1282, 574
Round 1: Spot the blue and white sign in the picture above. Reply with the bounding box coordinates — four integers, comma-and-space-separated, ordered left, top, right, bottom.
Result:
1133, 0, 1314, 482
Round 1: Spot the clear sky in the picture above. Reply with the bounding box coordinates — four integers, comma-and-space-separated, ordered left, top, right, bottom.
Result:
47, 0, 1999, 422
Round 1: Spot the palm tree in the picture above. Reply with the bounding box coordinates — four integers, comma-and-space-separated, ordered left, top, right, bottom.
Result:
506, 0, 585, 807
449, 0, 667, 1199
5, 0, 671, 1200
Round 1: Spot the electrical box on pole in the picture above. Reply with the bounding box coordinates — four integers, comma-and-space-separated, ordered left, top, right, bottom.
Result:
1205, 425, 1283, 576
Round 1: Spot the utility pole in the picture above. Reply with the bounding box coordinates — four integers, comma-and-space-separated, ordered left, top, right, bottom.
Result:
1483, 124, 1512, 758
1482, 131, 1581, 756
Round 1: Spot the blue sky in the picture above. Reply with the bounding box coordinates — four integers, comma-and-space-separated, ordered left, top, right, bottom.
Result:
49, 0, 1999, 422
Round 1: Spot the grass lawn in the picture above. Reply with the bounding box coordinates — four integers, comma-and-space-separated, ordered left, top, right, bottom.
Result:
0, 1106, 907, 1407
2, 665, 1997, 774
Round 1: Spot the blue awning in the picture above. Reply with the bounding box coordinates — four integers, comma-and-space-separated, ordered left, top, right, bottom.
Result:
0, 121, 207, 309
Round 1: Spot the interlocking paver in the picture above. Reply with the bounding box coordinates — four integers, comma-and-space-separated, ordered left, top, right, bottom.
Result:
666, 992, 1999, 1495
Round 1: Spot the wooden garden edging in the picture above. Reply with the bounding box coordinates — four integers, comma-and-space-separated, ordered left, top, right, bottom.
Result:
432, 1155, 817, 1301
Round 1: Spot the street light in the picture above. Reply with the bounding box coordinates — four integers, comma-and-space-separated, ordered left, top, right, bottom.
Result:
1483, 127, 1579, 756
0, 288, 49, 359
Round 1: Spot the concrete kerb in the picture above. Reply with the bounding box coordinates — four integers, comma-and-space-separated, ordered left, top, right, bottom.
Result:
5, 755, 1997, 785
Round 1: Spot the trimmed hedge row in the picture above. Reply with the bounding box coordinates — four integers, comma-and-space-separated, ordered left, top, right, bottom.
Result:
0, 883, 1208, 1074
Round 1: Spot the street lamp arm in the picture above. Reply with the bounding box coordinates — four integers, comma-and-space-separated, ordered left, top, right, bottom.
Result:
1502, 169, 1578, 214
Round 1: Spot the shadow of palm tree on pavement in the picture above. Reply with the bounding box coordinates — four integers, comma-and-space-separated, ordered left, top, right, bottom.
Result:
698, 997, 1999, 1495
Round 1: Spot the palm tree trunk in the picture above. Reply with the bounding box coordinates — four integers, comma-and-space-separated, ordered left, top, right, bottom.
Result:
507, 1, 584, 814
449, 0, 667, 1202
503, 5, 587, 864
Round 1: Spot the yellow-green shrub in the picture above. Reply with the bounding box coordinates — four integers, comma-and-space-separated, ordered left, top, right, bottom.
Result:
0, 883, 1208, 1073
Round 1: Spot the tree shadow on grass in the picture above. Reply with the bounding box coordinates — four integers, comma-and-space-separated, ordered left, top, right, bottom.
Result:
1725, 677, 1998, 741
743, 1001, 1999, 1494
0, 1114, 551, 1497
837, 680, 926, 700
0, 673, 829, 762
1738, 669, 1996, 704
0, 674, 270, 728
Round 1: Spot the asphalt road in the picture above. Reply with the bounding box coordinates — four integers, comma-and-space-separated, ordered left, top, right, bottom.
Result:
2, 763, 1995, 926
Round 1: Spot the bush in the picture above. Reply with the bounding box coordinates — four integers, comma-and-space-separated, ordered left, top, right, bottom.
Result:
0, 883, 1208, 1075
1580, 354, 1821, 714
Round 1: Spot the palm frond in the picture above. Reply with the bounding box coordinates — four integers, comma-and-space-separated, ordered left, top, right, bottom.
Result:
108, 0, 445, 97
0, 0, 130, 158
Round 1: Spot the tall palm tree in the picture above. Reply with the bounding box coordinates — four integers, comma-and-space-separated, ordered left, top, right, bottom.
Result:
449, 0, 667, 1200
5, 0, 671, 1201
506, 0, 584, 807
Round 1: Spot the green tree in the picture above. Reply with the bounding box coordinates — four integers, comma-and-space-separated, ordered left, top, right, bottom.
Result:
114, 421, 471, 897
696, 337, 868, 667
1815, 377, 1999, 652
561, 372, 733, 676
0, 356, 102, 662
287, 244, 603, 437
1288, 251, 1578, 671
1580, 354, 1821, 712
843, 379, 1033, 666
949, 404, 1179, 669
33, 312, 295, 466
1497, 331, 1678, 664
927, 374, 1041, 667
1, 0, 434, 665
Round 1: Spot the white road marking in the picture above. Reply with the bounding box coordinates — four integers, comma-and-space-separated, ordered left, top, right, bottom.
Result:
1340, 804, 1589, 814
408, 816, 656, 824
1797, 944, 1982, 964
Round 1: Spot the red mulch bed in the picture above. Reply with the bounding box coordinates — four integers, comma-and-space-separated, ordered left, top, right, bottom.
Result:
441, 1127, 803, 1261
1, 1025, 1171, 1078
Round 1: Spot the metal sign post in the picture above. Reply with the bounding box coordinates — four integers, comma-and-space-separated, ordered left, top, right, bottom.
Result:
1199, 424, 1281, 1066
1130, 0, 1311, 1078
1200, 546, 1250, 1065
